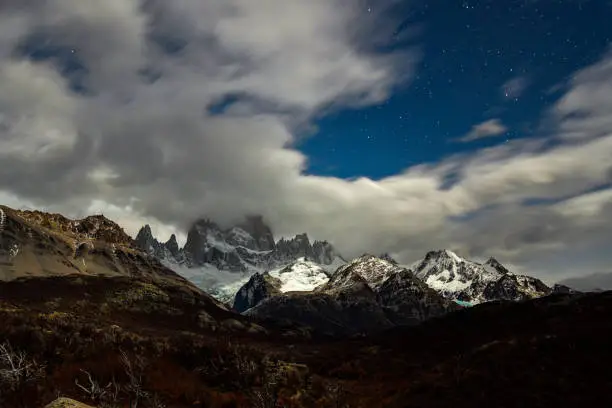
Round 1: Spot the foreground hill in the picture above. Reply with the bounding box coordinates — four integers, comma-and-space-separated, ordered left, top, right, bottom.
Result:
1, 274, 611, 407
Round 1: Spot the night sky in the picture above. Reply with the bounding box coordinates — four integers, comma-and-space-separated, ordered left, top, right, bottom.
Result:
1, 0, 612, 284
299, 0, 612, 179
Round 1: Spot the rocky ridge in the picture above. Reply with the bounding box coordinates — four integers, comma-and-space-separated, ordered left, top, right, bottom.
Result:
0, 205, 184, 285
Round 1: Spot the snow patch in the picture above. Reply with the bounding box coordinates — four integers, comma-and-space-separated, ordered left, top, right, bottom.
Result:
425, 272, 471, 293
269, 259, 330, 292
162, 259, 255, 303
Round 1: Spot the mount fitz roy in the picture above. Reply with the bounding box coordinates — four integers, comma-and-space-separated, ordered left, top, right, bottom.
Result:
136, 215, 552, 312
135, 215, 345, 302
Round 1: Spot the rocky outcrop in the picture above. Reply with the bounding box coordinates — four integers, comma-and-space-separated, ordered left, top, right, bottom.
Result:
233, 272, 282, 313
44, 398, 95, 408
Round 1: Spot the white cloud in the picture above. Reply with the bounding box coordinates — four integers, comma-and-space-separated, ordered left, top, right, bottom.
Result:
0, 2, 611, 282
501, 76, 530, 99
456, 118, 508, 142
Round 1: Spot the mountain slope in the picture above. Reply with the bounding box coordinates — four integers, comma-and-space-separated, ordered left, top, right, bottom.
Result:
0, 205, 190, 288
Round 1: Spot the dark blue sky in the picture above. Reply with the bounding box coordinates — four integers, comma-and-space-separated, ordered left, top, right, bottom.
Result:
298, 0, 612, 179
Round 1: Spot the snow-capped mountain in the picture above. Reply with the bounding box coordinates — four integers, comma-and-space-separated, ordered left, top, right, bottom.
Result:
327, 254, 405, 291
409, 249, 551, 304
233, 258, 333, 312
135, 216, 345, 302
240, 254, 457, 336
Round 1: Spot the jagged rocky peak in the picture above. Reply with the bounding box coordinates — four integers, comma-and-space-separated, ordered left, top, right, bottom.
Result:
485, 257, 510, 274
424, 249, 465, 263
183, 219, 220, 263
274, 233, 314, 261
135, 224, 156, 248
184, 215, 275, 254
235, 215, 275, 251
14, 208, 133, 245
135, 225, 182, 262
165, 234, 180, 257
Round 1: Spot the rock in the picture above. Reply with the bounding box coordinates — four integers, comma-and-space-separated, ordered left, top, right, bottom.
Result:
165, 234, 180, 258
233, 272, 282, 313
44, 397, 95, 408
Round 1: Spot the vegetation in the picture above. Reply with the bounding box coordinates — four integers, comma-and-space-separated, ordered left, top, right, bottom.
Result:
0, 275, 352, 407
1, 274, 612, 407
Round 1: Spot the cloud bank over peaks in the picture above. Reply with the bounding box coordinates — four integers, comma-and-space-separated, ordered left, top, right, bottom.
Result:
0, 2, 611, 281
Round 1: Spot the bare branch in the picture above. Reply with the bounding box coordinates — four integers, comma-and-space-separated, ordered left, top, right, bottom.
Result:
0, 341, 45, 393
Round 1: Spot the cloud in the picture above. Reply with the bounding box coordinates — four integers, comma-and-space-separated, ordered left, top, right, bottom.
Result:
456, 119, 508, 142
552, 47, 612, 140
501, 76, 530, 99
559, 272, 612, 291
0, 2, 612, 283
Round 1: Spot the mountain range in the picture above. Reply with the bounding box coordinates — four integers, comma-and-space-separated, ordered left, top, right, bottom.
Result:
1, 204, 610, 407
130, 213, 556, 336
135, 215, 553, 310
0, 204, 557, 336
